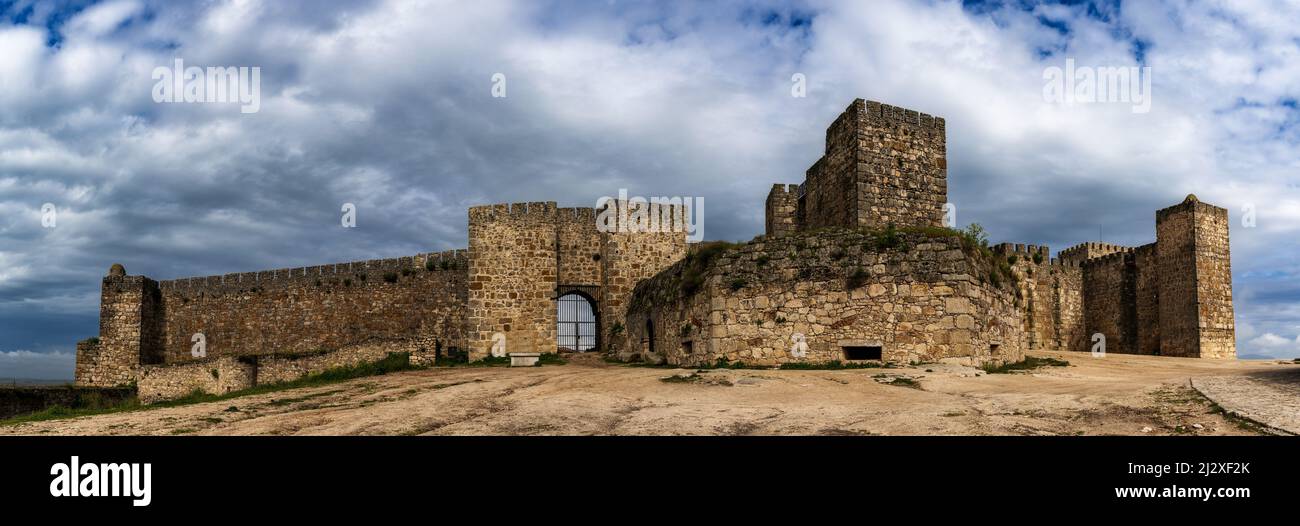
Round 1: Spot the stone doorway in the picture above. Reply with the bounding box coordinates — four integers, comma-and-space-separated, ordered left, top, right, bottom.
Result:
557, 291, 599, 352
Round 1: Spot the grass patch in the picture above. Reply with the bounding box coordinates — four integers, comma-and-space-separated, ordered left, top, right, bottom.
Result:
537, 353, 567, 366
267, 388, 345, 407
660, 373, 703, 383
681, 241, 742, 296
980, 356, 1071, 374
699, 358, 766, 370
1, 352, 416, 426
883, 377, 922, 389
1206, 400, 1271, 434
464, 356, 511, 367
779, 360, 891, 370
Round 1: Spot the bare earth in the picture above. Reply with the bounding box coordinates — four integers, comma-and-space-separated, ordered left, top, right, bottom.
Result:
4, 351, 1296, 436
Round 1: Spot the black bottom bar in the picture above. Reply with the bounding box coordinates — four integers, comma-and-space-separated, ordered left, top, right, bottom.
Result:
2, 436, 1291, 514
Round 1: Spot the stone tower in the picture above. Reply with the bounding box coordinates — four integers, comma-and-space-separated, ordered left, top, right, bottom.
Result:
766, 99, 948, 235
74, 264, 165, 387
1155, 194, 1235, 358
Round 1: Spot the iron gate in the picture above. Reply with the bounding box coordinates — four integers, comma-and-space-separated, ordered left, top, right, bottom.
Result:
557, 293, 597, 352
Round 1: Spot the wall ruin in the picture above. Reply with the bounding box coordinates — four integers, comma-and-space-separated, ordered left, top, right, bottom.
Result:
624, 229, 1026, 368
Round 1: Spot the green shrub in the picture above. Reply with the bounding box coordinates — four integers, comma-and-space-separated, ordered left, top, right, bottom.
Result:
681, 241, 741, 296
383, 272, 398, 283
728, 277, 747, 291
847, 267, 870, 289
870, 223, 901, 250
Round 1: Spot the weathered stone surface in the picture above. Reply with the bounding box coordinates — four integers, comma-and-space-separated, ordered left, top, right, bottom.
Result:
624, 229, 1027, 368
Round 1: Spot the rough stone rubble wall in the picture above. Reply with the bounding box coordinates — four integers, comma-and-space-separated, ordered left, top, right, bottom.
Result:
136, 338, 421, 403
1134, 243, 1161, 355
626, 230, 1025, 368
992, 243, 1084, 353
1082, 250, 1139, 355
764, 184, 800, 237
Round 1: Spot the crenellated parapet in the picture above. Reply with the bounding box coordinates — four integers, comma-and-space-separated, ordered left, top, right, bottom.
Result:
1058, 242, 1133, 265
156, 249, 468, 293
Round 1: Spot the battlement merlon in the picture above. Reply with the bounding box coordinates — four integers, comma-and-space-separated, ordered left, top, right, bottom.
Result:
766, 183, 801, 197
991, 243, 1051, 259
1058, 241, 1134, 264
154, 249, 467, 291
468, 201, 560, 223
765, 183, 802, 237
1155, 193, 1229, 223
825, 99, 946, 155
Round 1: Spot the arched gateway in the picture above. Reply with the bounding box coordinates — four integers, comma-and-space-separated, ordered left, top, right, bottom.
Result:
556, 290, 599, 352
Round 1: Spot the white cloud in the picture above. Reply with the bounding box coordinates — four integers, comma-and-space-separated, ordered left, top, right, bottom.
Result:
0, 350, 74, 380
62, 0, 143, 39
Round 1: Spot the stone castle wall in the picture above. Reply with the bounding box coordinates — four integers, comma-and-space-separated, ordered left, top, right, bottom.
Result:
1190, 204, 1235, 358
76, 250, 466, 388
1058, 242, 1131, 266
625, 229, 1026, 368
1156, 196, 1234, 358
764, 184, 800, 237
156, 250, 466, 362
465, 200, 688, 360
1082, 250, 1139, 355
1134, 243, 1161, 355
792, 99, 947, 234
991, 243, 1085, 354
467, 203, 561, 360
75, 271, 164, 387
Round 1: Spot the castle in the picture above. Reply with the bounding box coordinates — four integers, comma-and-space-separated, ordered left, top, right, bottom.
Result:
74, 98, 1235, 401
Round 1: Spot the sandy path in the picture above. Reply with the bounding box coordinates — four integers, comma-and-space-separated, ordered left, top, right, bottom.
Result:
3, 351, 1293, 436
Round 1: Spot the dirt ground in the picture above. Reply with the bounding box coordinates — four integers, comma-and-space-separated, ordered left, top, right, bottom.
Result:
4, 351, 1295, 436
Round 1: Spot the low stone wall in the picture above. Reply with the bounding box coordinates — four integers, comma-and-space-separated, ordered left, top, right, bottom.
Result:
257, 339, 421, 384
0, 386, 136, 420
137, 338, 426, 403
137, 356, 257, 403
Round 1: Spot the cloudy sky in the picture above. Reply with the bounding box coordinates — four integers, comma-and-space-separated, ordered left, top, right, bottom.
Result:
1, 0, 1297, 379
